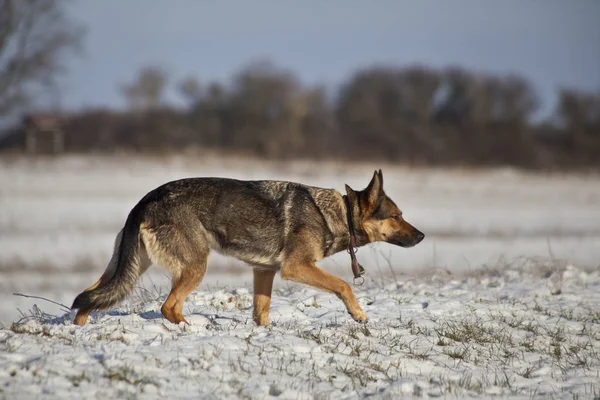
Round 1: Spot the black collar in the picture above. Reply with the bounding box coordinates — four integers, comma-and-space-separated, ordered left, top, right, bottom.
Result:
343, 195, 365, 283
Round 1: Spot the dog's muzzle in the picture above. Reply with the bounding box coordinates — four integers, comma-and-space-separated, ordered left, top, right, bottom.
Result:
393, 225, 425, 248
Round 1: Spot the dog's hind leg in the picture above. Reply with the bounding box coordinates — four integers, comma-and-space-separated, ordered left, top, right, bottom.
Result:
141, 223, 210, 325
160, 258, 208, 325
253, 269, 276, 326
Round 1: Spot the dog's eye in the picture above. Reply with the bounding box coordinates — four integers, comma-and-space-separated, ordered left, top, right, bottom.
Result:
391, 215, 401, 221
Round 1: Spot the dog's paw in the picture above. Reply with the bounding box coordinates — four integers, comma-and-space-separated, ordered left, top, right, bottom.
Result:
253, 314, 270, 326
350, 309, 368, 324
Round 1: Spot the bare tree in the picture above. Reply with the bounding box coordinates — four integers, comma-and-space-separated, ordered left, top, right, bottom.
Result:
336, 67, 407, 159
494, 75, 538, 124
178, 76, 201, 106
401, 66, 441, 122
0, 0, 84, 116
121, 66, 168, 112
228, 60, 304, 155
434, 67, 477, 125
556, 88, 600, 152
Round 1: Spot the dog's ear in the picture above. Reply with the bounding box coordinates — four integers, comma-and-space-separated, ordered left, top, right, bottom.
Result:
378, 169, 384, 186
365, 170, 383, 205
345, 183, 357, 199
345, 184, 360, 207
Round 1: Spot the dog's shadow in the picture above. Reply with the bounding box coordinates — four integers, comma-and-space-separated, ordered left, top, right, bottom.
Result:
42, 310, 247, 326
138, 310, 162, 320
106, 310, 131, 317
106, 310, 163, 321
143, 310, 247, 326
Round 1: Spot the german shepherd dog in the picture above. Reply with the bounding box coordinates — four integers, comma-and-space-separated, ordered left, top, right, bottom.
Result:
72, 170, 424, 326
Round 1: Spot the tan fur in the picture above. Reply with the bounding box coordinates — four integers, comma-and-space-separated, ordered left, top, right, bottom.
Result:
253, 269, 277, 326
279, 228, 368, 322
363, 217, 414, 242
161, 264, 207, 324
139, 223, 209, 324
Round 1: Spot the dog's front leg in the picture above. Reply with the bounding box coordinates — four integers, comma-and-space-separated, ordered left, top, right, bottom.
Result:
253, 269, 277, 326
280, 262, 368, 323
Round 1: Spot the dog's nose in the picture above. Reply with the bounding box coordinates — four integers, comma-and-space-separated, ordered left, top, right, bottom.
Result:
415, 231, 425, 243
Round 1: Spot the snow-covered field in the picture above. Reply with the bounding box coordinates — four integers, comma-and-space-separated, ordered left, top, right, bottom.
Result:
2, 262, 600, 399
1, 154, 599, 398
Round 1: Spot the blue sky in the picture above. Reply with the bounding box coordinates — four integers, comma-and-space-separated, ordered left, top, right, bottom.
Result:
60, 1, 600, 119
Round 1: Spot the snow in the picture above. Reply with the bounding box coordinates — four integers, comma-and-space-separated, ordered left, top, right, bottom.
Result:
1, 154, 599, 398
2, 264, 599, 398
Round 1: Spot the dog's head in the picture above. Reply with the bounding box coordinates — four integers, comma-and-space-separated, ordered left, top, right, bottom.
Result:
345, 170, 424, 248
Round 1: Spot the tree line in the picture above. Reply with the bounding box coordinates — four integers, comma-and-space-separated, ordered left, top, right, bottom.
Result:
16, 61, 593, 169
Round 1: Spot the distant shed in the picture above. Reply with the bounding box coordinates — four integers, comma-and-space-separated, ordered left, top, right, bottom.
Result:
22, 113, 66, 154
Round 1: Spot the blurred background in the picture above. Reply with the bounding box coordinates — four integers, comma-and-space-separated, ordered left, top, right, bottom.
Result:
0, 1, 599, 323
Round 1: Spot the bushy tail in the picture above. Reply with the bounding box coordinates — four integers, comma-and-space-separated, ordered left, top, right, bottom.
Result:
71, 207, 144, 316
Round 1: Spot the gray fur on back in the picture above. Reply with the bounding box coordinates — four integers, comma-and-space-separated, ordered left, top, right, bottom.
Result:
138, 178, 351, 269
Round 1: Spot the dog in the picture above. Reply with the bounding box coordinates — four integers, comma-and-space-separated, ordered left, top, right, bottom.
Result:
72, 169, 424, 326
